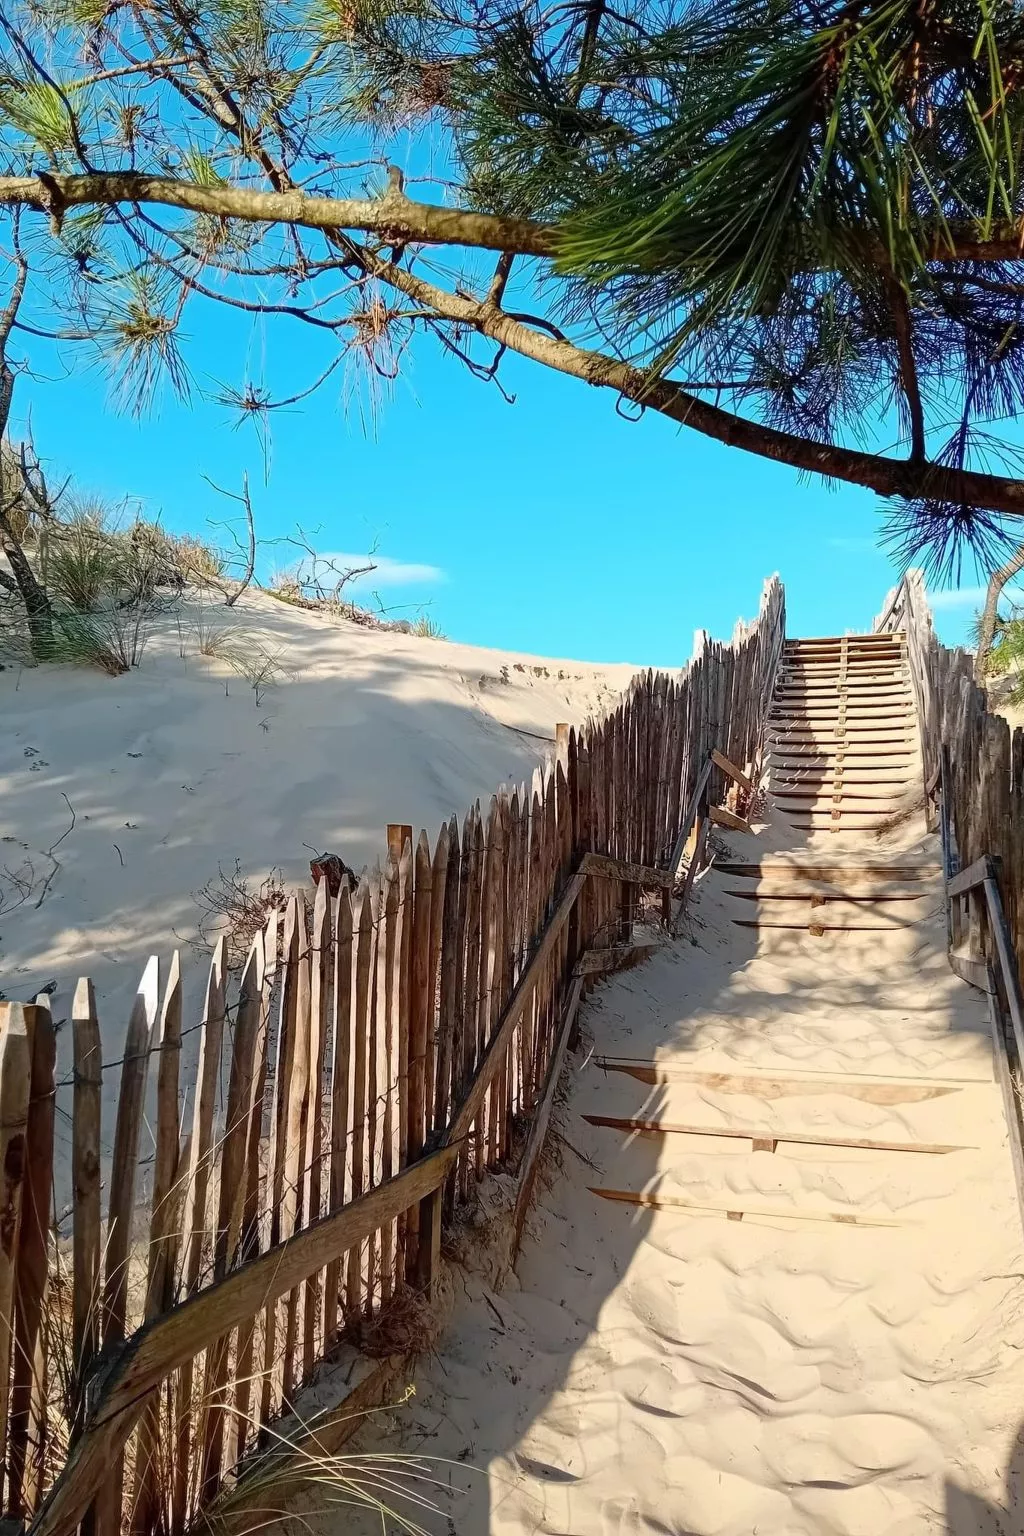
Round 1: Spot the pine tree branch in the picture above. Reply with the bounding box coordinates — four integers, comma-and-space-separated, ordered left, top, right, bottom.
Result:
6, 171, 1024, 267
366, 255, 1024, 519
884, 273, 926, 463
0, 172, 558, 257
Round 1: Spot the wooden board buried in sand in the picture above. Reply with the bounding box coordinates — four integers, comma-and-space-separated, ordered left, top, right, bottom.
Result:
594, 1057, 965, 1103
590, 1187, 906, 1227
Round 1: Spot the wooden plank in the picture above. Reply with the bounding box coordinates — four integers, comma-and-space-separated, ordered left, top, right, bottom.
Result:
303, 878, 332, 1378
8, 1000, 55, 1517
580, 851, 675, 891
575, 941, 660, 976
447, 811, 473, 1209
594, 1058, 963, 1102
377, 853, 400, 1294
225, 923, 272, 1470
983, 875, 1024, 1070
725, 885, 929, 902
709, 804, 753, 834
677, 814, 710, 923
495, 790, 513, 1163
459, 812, 484, 1200
170, 936, 226, 1530
948, 855, 998, 899
0, 1006, 31, 1502
669, 755, 714, 876
985, 978, 1024, 1242
132, 951, 184, 1536
715, 862, 940, 881
325, 879, 353, 1343
346, 879, 373, 1317
425, 825, 449, 1143
216, 938, 264, 1278
486, 795, 507, 1158
433, 818, 461, 1141
949, 947, 993, 993
102, 956, 160, 1345
482, 797, 504, 1167
283, 897, 312, 1396
95, 956, 159, 1536
394, 836, 413, 1273
589, 1188, 904, 1227
511, 977, 584, 1265
70, 981, 102, 1438
259, 895, 299, 1429
28, 1145, 460, 1536
582, 1115, 971, 1154
405, 836, 431, 1286
183, 938, 227, 1293
446, 864, 588, 1152
711, 748, 753, 794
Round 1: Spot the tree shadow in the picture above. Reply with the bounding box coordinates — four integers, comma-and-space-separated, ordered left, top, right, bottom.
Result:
946, 1422, 1023, 1534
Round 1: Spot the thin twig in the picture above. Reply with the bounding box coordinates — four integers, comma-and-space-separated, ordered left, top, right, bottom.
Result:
35, 792, 76, 908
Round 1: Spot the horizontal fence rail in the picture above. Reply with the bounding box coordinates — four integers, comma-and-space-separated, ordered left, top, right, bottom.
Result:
0, 578, 786, 1536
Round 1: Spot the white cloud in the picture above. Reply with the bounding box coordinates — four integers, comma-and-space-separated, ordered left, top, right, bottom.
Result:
293, 552, 445, 590
927, 585, 987, 610
928, 583, 1024, 611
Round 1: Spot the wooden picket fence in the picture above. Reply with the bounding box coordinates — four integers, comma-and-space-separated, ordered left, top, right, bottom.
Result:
0, 577, 784, 1536
877, 571, 1024, 1234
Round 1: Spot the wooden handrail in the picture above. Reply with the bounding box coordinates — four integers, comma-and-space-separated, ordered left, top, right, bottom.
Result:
947, 855, 998, 900
27, 1143, 460, 1536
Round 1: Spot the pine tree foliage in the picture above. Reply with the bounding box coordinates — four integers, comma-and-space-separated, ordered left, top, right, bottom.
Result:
1, 0, 1024, 570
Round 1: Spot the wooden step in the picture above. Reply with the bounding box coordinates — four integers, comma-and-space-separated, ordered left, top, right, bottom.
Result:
715, 862, 941, 880
783, 813, 918, 830
770, 706, 914, 720
776, 688, 914, 700
784, 634, 904, 648
773, 792, 908, 804
724, 884, 930, 901
784, 631, 904, 641
770, 766, 913, 783
594, 1057, 962, 1101
780, 672, 907, 682
776, 700, 912, 713
770, 735, 913, 748
782, 646, 903, 659
770, 744, 914, 757
770, 724, 913, 737
733, 897, 929, 929
583, 1114, 970, 1156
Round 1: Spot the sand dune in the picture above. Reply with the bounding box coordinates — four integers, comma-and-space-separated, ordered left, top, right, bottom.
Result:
0, 591, 637, 1186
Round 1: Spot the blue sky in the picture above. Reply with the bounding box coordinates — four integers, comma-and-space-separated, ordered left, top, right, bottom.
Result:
12, 286, 994, 667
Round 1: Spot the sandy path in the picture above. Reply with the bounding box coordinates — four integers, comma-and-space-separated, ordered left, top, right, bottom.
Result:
327, 650, 1024, 1536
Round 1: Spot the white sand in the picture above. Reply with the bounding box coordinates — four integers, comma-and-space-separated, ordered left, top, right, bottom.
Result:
0, 591, 636, 1186
329, 823, 1024, 1534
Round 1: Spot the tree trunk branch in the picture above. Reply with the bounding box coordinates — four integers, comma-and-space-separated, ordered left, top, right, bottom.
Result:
6, 172, 1024, 267
976, 540, 1024, 680
367, 257, 1024, 520
0, 172, 557, 258
885, 273, 926, 462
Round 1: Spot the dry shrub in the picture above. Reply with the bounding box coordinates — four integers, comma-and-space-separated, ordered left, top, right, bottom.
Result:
193, 860, 287, 969
873, 791, 928, 838
345, 1283, 444, 1360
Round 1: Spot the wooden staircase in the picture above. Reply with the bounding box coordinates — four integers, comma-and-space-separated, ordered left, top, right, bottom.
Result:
767, 630, 918, 832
